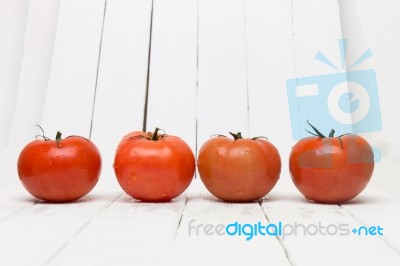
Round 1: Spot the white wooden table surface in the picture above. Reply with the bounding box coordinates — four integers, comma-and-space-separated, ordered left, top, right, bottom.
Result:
1, 0, 400, 265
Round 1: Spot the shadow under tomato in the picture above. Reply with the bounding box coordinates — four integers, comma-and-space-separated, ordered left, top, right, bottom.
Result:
185, 193, 280, 205
116, 192, 186, 205
338, 195, 389, 205
258, 193, 307, 204
14, 192, 116, 205
14, 195, 42, 204
292, 194, 388, 206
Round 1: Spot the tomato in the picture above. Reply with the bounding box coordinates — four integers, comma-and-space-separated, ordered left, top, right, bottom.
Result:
197, 132, 281, 202
113, 128, 195, 202
289, 121, 374, 203
17, 129, 102, 202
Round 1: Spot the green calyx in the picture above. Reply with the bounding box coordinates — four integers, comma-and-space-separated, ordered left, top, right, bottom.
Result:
306, 120, 332, 138
306, 120, 341, 138
228, 132, 268, 141
306, 120, 349, 148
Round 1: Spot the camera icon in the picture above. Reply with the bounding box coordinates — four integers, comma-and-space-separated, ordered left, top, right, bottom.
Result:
287, 69, 382, 140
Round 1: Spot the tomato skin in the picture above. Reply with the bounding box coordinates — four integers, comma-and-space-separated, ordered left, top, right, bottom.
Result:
113, 131, 195, 202
197, 135, 281, 202
17, 136, 102, 202
289, 134, 374, 203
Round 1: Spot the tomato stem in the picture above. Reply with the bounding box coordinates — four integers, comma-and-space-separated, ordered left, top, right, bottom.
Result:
56, 131, 62, 148
229, 132, 243, 140
150, 127, 164, 141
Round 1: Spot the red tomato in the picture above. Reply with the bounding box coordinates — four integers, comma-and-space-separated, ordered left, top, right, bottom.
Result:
197, 132, 281, 202
113, 128, 195, 202
17, 130, 101, 202
289, 121, 374, 203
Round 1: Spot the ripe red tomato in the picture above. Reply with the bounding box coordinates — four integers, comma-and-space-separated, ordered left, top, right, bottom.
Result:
289, 121, 374, 203
197, 132, 281, 202
17, 130, 102, 202
113, 128, 195, 202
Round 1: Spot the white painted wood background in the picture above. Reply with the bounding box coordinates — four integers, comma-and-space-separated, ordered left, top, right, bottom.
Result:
1, 0, 400, 265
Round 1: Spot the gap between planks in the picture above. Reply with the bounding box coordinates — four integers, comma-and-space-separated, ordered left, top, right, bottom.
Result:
259, 199, 295, 266
89, 0, 108, 140
142, 0, 155, 132
44, 192, 124, 265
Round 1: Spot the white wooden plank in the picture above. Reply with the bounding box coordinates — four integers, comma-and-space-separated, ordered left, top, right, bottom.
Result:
258, 1, 400, 264
48, 1, 187, 264
41, 0, 106, 138
171, 194, 291, 265
197, 0, 249, 147
172, 2, 291, 264
246, 0, 295, 135
337, 0, 400, 252
292, 0, 344, 77
191, 0, 254, 222
0, 192, 121, 265
246, 0, 296, 192
90, 0, 152, 191
339, 186, 400, 255
287, 0, 348, 139
144, 0, 200, 195
0, 2, 122, 265
0, 147, 35, 222
45, 194, 186, 265
145, 0, 198, 151
338, 0, 400, 196
262, 187, 400, 265
0, 0, 29, 147
0, 0, 61, 230
8, 0, 61, 151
